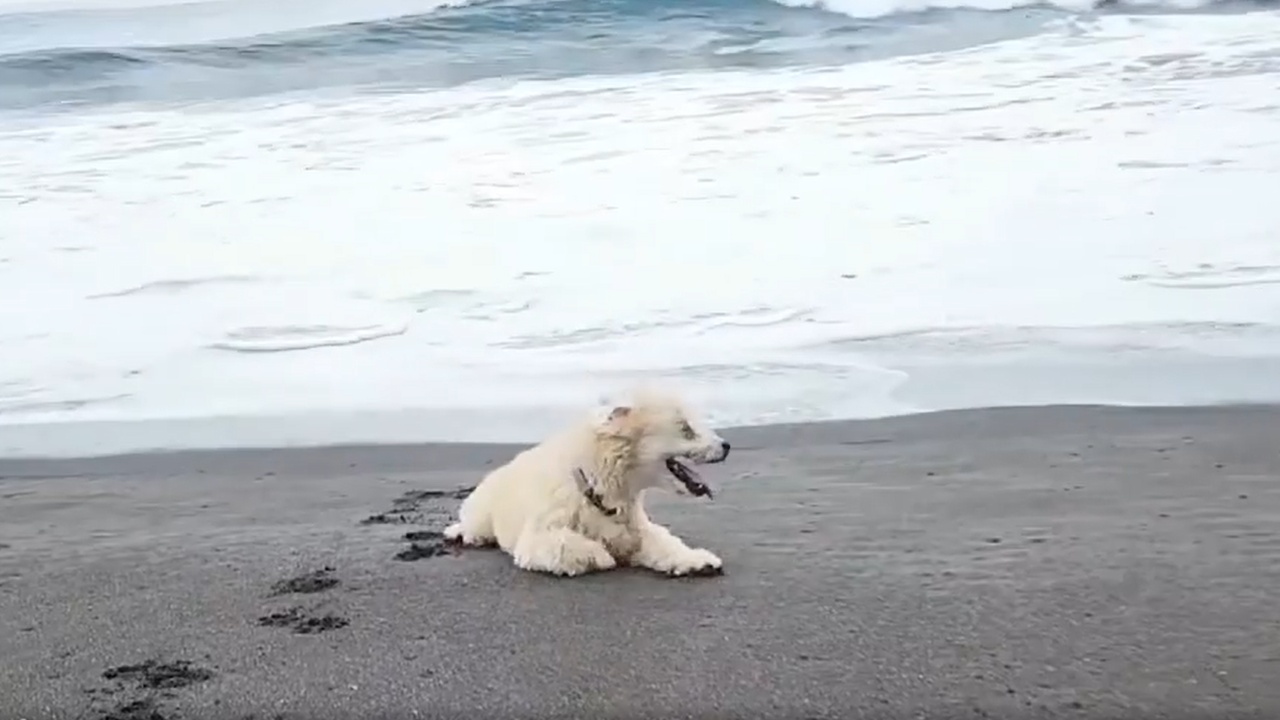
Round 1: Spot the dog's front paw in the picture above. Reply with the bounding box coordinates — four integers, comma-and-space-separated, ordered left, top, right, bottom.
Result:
550, 551, 617, 577
664, 548, 723, 578
517, 544, 618, 577
591, 551, 619, 573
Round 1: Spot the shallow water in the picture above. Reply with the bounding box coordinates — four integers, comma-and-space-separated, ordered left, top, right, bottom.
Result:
2, 0, 1279, 456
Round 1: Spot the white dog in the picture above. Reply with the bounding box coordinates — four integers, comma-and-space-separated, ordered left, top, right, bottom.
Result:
443, 388, 732, 577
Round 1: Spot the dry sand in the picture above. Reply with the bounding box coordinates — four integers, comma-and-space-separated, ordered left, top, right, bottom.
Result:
1, 404, 1279, 719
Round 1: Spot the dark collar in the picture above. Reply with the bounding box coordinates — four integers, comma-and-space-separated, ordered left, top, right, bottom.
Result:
573, 468, 619, 517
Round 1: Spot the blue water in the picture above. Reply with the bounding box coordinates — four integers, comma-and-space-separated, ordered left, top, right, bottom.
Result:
0, 0, 1268, 112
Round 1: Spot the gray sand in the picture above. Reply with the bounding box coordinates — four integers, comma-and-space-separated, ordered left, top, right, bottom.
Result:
2, 404, 1279, 719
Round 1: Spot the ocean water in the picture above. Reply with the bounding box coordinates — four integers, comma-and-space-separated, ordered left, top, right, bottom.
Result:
2, 0, 1280, 457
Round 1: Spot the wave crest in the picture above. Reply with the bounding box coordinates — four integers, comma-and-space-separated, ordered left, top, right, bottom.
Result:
773, 0, 1231, 20
0, 0, 1269, 108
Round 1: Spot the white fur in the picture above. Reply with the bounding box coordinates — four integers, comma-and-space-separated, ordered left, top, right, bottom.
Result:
443, 387, 731, 577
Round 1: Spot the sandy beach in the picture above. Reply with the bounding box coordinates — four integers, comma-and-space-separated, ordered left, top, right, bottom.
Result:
2, 403, 1279, 719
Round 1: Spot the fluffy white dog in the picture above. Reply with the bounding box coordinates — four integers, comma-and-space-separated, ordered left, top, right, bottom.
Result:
443, 388, 732, 577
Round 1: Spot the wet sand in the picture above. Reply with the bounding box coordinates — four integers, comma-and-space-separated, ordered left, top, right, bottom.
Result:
2, 404, 1279, 719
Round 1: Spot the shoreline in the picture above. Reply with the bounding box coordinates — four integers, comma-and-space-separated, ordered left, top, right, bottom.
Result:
5, 348, 1280, 459
3, 403, 1280, 718
3, 393, 1280, 462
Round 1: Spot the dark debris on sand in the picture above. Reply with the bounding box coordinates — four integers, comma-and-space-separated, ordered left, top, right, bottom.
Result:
268, 566, 339, 596
93, 659, 216, 720
102, 660, 215, 690
398, 487, 473, 502
360, 487, 474, 560
359, 511, 415, 525
359, 487, 472, 526
395, 529, 465, 562
99, 697, 167, 720
403, 529, 445, 542
257, 606, 350, 635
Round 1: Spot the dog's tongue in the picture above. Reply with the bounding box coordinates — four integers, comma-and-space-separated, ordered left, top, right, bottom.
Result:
672, 457, 701, 482
670, 457, 713, 498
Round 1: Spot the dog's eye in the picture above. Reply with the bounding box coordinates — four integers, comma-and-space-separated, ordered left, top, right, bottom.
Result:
679, 421, 696, 440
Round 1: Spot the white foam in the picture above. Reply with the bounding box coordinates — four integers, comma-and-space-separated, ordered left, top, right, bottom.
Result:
774, 0, 1221, 20
3, 11, 1280, 455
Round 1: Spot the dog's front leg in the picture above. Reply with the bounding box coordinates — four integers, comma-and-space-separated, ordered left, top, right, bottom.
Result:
633, 518, 723, 577
512, 526, 617, 577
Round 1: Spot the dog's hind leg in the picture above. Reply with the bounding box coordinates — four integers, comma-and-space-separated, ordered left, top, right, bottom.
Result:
444, 494, 497, 548
511, 526, 617, 577
633, 518, 723, 577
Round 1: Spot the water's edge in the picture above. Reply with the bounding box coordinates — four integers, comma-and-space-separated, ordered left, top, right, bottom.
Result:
3, 353, 1276, 459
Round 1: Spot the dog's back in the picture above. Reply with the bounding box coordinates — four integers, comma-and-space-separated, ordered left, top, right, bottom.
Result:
447, 419, 595, 551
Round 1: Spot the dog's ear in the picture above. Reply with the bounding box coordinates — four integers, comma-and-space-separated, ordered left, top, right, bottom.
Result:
591, 404, 634, 435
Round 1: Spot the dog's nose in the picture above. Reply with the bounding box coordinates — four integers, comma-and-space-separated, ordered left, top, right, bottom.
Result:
720, 440, 731, 458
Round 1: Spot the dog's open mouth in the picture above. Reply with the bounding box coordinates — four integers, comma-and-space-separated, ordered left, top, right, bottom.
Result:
665, 457, 712, 499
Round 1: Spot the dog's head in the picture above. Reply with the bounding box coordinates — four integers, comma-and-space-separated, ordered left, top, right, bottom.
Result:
591, 387, 730, 498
